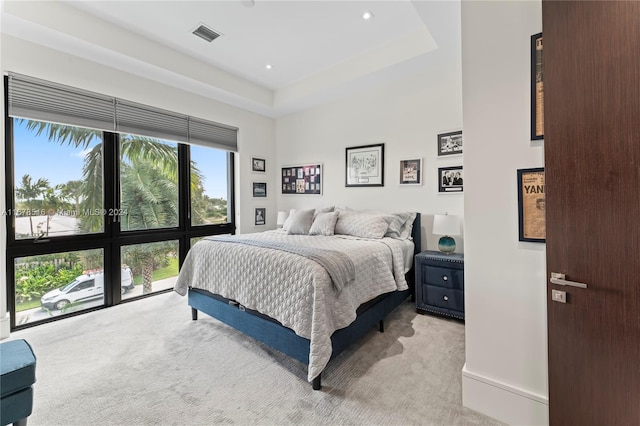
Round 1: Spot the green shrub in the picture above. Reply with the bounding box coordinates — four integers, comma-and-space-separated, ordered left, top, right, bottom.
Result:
15, 263, 85, 303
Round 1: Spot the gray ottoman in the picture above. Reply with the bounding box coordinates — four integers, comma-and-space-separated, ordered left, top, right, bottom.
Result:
1, 339, 36, 426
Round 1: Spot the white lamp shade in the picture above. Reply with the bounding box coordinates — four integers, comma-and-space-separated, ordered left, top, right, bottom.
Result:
276, 211, 288, 226
432, 214, 460, 236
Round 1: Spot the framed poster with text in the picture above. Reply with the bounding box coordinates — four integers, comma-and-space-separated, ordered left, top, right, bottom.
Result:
517, 167, 545, 242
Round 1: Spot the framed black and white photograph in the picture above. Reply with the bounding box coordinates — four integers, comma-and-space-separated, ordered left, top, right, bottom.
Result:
254, 208, 266, 226
531, 33, 544, 140
251, 157, 266, 173
438, 166, 463, 193
399, 158, 422, 185
437, 131, 463, 156
252, 181, 267, 198
281, 163, 322, 195
345, 143, 384, 187
517, 167, 545, 242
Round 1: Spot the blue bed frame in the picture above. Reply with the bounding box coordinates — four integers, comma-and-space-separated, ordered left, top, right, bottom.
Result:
188, 213, 421, 390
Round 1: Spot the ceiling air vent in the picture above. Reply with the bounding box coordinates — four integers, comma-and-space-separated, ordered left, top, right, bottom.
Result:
192, 24, 221, 43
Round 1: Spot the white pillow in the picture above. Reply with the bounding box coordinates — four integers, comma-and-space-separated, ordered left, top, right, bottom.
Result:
313, 206, 334, 220
285, 209, 315, 235
281, 209, 297, 231
334, 212, 390, 239
385, 212, 417, 239
309, 211, 339, 236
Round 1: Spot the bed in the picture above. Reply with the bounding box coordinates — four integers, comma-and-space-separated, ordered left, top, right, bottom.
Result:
174, 208, 421, 390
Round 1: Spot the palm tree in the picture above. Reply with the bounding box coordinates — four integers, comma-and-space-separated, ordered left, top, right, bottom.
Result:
122, 242, 175, 294
58, 180, 84, 216
15, 174, 50, 236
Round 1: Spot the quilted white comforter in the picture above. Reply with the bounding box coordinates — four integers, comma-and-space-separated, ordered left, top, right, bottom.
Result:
174, 230, 411, 381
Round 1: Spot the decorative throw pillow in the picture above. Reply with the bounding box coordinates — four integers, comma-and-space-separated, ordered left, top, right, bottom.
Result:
397, 212, 417, 239
285, 209, 315, 235
334, 212, 390, 239
309, 211, 339, 236
385, 212, 417, 239
312, 206, 335, 220
281, 209, 297, 231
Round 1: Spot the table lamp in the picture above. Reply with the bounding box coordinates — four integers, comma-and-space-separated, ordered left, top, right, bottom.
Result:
432, 213, 460, 254
276, 211, 288, 228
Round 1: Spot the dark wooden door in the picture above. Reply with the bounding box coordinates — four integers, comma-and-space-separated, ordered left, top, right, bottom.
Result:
543, 1, 640, 424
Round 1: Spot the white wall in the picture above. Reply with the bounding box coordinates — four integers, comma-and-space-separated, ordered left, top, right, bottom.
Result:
275, 63, 464, 251
461, 1, 548, 424
0, 35, 276, 336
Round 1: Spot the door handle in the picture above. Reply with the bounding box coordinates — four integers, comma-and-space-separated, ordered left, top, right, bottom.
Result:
550, 272, 588, 289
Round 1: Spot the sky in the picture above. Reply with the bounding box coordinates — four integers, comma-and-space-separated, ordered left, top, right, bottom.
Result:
13, 120, 229, 199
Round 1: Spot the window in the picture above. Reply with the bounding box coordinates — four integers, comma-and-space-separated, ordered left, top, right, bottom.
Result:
6, 75, 236, 330
119, 136, 179, 231
121, 240, 179, 300
190, 145, 230, 226
14, 248, 104, 325
12, 119, 104, 239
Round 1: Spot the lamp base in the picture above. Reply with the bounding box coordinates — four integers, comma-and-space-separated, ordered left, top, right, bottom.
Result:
438, 236, 456, 254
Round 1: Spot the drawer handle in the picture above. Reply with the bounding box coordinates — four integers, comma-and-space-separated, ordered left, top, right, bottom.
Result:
443, 295, 449, 301
442, 276, 448, 281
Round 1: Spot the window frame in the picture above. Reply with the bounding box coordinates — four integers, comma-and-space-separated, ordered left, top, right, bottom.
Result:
4, 78, 236, 331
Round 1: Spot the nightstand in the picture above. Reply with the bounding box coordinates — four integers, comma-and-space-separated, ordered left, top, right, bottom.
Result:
415, 250, 464, 320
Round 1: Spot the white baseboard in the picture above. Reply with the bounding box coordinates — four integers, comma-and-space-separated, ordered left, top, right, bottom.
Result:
462, 363, 549, 425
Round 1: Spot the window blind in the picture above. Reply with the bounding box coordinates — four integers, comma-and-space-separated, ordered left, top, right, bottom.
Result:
7, 73, 238, 151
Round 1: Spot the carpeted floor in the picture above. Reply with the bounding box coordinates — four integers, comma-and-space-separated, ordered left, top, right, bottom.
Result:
10, 291, 503, 426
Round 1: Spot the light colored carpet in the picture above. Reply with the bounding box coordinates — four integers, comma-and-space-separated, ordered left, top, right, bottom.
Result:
10, 291, 503, 426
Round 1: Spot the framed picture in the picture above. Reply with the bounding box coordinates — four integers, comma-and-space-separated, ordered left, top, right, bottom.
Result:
399, 158, 422, 185
281, 164, 322, 195
345, 143, 384, 187
517, 167, 545, 242
252, 181, 267, 198
438, 166, 463, 193
437, 131, 463, 156
254, 208, 266, 226
251, 157, 266, 173
531, 33, 544, 140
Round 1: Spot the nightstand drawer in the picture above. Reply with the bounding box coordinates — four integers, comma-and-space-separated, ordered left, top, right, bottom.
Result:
422, 266, 464, 290
422, 285, 464, 312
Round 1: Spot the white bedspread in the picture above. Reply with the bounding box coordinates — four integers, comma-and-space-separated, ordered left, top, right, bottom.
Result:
174, 230, 410, 381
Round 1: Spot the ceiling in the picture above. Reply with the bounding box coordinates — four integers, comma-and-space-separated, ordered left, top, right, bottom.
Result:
1, 0, 461, 117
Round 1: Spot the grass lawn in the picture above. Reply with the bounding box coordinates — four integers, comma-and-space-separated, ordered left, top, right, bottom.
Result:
132, 257, 179, 286
17, 300, 41, 312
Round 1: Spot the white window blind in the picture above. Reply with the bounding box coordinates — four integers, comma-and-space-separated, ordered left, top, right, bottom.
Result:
7, 73, 238, 151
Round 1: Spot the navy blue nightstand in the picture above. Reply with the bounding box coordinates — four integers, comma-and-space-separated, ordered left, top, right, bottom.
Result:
415, 250, 464, 320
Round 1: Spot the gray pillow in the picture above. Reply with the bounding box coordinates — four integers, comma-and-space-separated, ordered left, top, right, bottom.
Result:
385, 212, 417, 239
285, 209, 315, 235
309, 211, 339, 236
334, 212, 390, 239
312, 206, 334, 220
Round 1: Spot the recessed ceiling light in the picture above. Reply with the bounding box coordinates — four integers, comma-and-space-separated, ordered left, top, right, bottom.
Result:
362, 11, 374, 20
265, 64, 272, 70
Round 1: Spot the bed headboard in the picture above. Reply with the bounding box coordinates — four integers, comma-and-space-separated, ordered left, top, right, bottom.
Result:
412, 212, 422, 255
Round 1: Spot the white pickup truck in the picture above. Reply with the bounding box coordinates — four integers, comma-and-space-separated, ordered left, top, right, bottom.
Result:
40, 267, 134, 310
